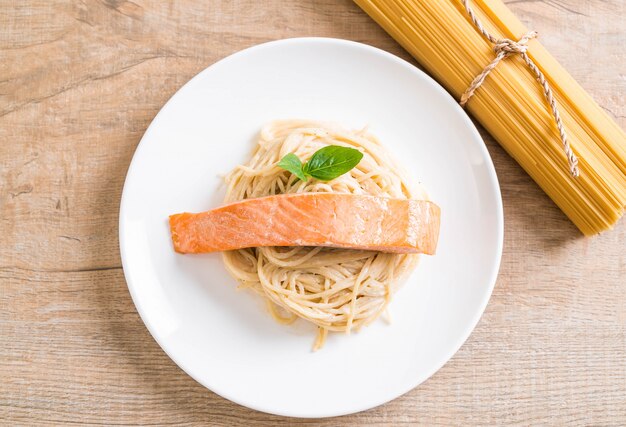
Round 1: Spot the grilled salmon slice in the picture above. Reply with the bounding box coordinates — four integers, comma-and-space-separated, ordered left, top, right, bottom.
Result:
169, 193, 440, 255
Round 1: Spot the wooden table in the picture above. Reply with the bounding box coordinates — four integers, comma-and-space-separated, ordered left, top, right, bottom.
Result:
1, 1, 624, 424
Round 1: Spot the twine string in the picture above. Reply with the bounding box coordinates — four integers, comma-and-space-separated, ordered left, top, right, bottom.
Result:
459, 0, 580, 177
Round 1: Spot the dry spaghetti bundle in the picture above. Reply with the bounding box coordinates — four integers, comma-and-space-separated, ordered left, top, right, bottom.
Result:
354, 0, 626, 235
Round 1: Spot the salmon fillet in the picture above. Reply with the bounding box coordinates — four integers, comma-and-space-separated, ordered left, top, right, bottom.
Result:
169, 193, 441, 255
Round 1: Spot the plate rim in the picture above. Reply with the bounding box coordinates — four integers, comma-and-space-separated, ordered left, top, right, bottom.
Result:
119, 36, 504, 418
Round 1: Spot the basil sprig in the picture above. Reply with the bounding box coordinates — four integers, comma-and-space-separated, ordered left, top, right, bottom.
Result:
277, 145, 363, 182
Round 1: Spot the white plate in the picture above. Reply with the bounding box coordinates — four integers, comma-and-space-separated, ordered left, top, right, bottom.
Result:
119, 38, 503, 418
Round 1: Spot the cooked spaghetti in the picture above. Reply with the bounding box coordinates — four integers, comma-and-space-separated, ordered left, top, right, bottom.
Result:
222, 120, 427, 350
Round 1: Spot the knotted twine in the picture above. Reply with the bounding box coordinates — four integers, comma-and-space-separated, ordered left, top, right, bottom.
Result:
459, 0, 580, 177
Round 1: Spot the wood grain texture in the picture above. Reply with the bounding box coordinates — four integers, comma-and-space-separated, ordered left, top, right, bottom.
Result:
1, 0, 624, 425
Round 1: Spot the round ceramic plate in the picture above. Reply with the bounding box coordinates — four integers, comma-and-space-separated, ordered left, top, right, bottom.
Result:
119, 38, 503, 418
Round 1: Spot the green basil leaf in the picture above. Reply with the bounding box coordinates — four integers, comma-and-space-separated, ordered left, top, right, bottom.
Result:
277, 153, 308, 181
303, 145, 363, 181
